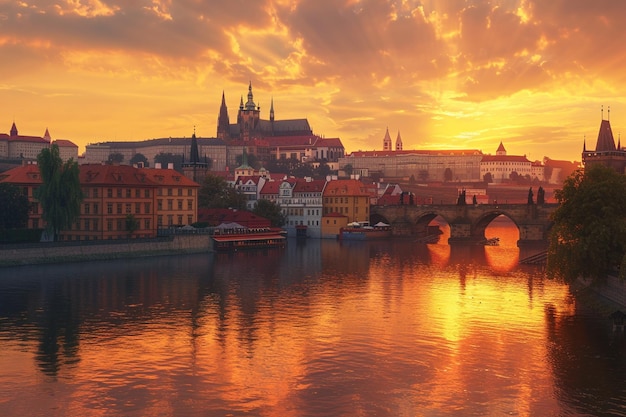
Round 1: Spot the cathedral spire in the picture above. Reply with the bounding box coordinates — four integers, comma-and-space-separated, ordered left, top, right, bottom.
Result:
395, 130, 403, 151
43, 128, 51, 141
10, 122, 17, 137
383, 127, 392, 151
270, 97, 275, 122
217, 91, 231, 140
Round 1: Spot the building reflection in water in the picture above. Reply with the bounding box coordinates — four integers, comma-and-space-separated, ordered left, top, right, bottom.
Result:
0, 222, 624, 416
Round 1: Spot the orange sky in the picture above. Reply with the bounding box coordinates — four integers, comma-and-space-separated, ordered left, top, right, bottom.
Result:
2, 0, 626, 162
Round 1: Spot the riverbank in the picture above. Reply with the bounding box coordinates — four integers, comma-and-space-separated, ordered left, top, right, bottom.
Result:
572, 275, 626, 312
0, 235, 212, 267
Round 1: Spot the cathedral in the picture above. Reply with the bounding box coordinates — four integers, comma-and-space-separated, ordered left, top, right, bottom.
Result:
216, 82, 313, 141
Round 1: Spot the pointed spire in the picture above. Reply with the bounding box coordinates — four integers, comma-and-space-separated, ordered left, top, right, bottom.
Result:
190, 126, 199, 163
10, 122, 17, 137
43, 128, 51, 141
395, 130, 403, 151
496, 141, 506, 155
383, 127, 392, 151
583, 134, 587, 153
239, 95, 244, 110
270, 97, 275, 122
245, 81, 256, 111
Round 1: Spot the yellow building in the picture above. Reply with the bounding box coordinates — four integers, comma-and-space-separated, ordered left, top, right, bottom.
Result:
323, 179, 370, 224
0, 163, 199, 241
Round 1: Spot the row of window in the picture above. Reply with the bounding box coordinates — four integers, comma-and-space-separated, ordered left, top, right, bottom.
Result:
105, 202, 152, 215
157, 215, 193, 226
156, 199, 194, 211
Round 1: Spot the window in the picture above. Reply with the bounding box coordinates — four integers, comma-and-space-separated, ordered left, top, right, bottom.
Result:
135, 203, 141, 214
187, 215, 192, 225
177, 215, 183, 225
93, 203, 99, 214
167, 200, 173, 210
108, 188, 113, 198
93, 188, 98, 198
135, 189, 141, 198
187, 200, 193, 210
117, 189, 122, 198
144, 219, 150, 230
178, 188, 183, 196
157, 215, 163, 226
145, 202, 151, 213
84, 203, 90, 215
126, 203, 131, 214
117, 203, 122, 214
167, 188, 173, 196
145, 189, 151, 198
126, 189, 131, 198
177, 200, 183, 210
157, 199, 163, 210
107, 203, 113, 214
188, 189, 193, 196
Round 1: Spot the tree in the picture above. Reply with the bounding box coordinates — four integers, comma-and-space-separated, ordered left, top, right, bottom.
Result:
125, 214, 140, 237
315, 162, 331, 179
483, 172, 493, 183
253, 199, 286, 227
235, 152, 260, 169
154, 153, 183, 172
198, 174, 246, 209
547, 164, 626, 283
35, 145, 83, 241
0, 183, 29, 230
130, 153, 149, 167
108, 152, 124, 164
343, 164, 353, 177
444, 167, 453, 182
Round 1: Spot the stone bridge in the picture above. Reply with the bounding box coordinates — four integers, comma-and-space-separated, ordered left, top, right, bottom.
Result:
370, 203, 558, 246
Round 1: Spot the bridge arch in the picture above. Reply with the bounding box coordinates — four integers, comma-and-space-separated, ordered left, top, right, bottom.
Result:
370, 203, 557, 245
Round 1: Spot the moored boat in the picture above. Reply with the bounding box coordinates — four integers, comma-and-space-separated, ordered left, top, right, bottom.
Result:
212, 227, 287, 251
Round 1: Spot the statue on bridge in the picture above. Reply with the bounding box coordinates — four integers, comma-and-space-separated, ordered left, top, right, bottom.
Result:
457, 189, 467, 205
537, 186, 545, 205
527, 187, 534, 205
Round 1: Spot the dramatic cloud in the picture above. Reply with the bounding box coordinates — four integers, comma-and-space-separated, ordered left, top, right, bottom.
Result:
1, 0, 626, 162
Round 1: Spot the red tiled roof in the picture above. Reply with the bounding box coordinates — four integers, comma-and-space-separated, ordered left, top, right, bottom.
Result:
141, 167, 200, 187
0, 164, 42, 184
293, 179, 325, 193
323, 179, 369, 196
197, 208, 271, 228
260, 180, 280, 195
53, 139, 78, 148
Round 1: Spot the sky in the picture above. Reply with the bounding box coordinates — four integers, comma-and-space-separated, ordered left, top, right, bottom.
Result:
2, 0, 626, 162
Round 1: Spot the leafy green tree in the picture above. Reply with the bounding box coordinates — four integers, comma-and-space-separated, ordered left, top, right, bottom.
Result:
130, 153, 148, 167
35, 145, 83, 241
198, 174, 246, 209
235, 152, 260, 169
547, 164, 626, 283
154, 153, 183, 172
108, 152, 124, 164
315, 162, 332, 179
125, 214, 140, 237
0, 183, 29, 230
483, 172, 493, 183
343, 164, 353, 177
253, 199, 286, 227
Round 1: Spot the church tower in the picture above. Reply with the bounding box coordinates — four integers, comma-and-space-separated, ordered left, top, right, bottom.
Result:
496, 141, 507, 156
217, 91, 230, 140
395, 131, 403, 151
237, 82, 261, 141
10, 122, 18, 137
582, 106, 626, 172
383, 127, 392, 151
182, 128, 209, 183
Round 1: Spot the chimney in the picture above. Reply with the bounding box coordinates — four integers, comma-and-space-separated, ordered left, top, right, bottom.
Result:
168, 163, 174, 170
155, 163, 162, 169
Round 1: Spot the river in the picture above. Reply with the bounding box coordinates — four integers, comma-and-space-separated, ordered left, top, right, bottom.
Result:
1, 220, 625, 416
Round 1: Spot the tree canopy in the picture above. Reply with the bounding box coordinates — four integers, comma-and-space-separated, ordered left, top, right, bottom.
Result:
198, 174, 246, 209
547, 164, 626, 283
0, 183, 29, 230
253, 199, 286, 227
35, 145, 83, 240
